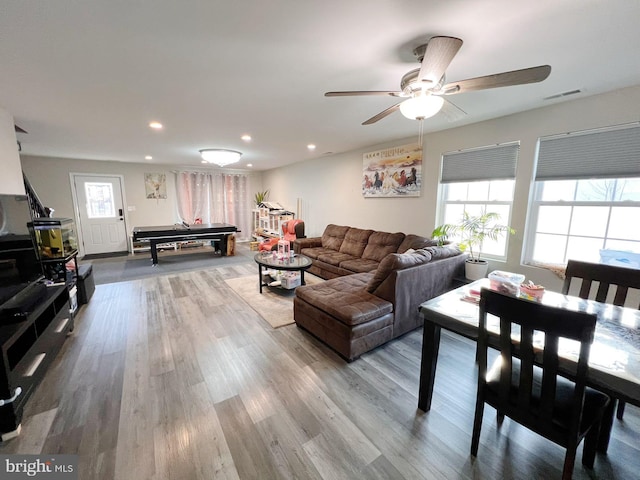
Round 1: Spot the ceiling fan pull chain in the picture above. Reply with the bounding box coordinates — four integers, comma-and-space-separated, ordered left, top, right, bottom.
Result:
418, 118, 425, 148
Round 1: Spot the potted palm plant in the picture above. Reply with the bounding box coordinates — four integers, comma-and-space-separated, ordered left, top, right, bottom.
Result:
254, 190, 269, 206
432, 210, 515, 280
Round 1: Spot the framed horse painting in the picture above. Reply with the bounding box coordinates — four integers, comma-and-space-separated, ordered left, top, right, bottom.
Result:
362, 143, 422, 198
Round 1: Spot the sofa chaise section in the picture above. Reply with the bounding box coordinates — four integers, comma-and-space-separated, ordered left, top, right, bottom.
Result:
294, 245, 465, 361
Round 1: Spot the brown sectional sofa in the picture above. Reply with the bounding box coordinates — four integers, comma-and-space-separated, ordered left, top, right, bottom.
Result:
293, 225, 466, 361
294, 224, 440, 279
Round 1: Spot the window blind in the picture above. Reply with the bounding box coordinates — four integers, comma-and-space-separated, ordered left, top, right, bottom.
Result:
441, 143, 519, 183
535, 123, 640, 181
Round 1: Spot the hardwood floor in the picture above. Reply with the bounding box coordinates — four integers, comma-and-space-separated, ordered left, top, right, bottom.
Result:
1, 245, 638, 479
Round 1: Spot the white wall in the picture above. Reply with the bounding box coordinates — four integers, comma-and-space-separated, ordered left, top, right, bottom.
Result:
263, 84, 640, 291
0, 107, 25, 195
20, 156, 263, 237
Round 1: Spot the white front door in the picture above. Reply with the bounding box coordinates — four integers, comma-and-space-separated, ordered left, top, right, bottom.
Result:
73, 174, 128, 255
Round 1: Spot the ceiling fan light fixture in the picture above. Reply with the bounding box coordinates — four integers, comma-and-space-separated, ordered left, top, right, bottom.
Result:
199, 149, 243, 167
399, 94, 444, 120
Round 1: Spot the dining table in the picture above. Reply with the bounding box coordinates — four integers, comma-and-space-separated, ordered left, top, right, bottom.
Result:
418, 278, 640, 452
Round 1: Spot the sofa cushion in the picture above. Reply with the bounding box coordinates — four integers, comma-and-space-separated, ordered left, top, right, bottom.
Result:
397, 234, 439, 253
317, 251, 358, 267
361, 231, 406, 261
339, 257, 381, 273
295, 273, 392, 327
300, 246, 336, 260
321, 224, 351, 251
308, 260, 353, 279
366, 249, 433, 293
339, 228, 374, 257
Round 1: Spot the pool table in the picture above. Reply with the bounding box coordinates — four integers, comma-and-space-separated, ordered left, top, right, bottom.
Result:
132, 223, 238, 265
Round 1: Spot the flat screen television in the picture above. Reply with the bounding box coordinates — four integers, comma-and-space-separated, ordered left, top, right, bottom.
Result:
0, 194, 45, 312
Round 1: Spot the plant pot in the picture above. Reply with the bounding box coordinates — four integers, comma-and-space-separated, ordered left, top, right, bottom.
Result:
465, 259, 489, 281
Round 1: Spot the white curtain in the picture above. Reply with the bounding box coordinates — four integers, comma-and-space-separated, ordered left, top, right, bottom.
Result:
175, 171, 251, 241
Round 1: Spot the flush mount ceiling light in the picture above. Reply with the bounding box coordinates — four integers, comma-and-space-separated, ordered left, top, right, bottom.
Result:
199, 149, 243, 167
399, 94, 444, 120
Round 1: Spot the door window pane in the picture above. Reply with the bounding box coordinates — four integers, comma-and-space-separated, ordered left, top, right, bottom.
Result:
85, 182, 115, 218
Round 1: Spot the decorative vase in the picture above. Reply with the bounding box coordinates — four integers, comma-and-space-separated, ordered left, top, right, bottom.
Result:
465, 259, 489, 281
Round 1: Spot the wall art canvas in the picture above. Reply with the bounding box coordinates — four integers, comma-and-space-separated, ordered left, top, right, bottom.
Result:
362, 143, 422, 197
145, 172, 167, 199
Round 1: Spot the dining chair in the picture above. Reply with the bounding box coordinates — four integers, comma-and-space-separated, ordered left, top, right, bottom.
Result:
471, 288, 611, 480
562, 259, 640, 420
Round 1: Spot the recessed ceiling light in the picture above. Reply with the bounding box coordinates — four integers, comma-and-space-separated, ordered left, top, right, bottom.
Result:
246, 163, 253, 167
307, 144, 316, 150
241, 134, 252, 142
149, 121, 163, 129
145, 155, 153, 160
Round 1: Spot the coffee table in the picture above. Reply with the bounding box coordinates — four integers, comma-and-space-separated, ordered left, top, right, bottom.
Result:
254, 252, 312, 293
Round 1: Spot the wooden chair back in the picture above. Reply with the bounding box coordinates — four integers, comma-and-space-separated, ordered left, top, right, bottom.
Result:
478, 289, 596, 438
562, 259, 640, 420
473, 288, 605, 478
562, 259, 640, 309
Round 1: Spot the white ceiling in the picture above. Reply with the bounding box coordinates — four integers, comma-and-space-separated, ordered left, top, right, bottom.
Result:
2, 1, 640, 171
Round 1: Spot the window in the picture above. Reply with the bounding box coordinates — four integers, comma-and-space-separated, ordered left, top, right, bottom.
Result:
525, 123, 640, 266
84, 182, 115, 218
438, 143, 519, 259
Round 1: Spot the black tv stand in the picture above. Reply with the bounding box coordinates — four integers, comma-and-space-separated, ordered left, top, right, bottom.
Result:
0, 284, 72, 440
0, 282, 48, 323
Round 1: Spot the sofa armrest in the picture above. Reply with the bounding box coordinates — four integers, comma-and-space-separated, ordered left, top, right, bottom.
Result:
293, 236, 322, 254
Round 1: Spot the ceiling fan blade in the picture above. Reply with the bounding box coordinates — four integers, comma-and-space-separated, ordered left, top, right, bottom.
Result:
325, 90, 403, 97
443, 65, 552, 94
440, 98, 467, 122
362, 103, 402, 125
418, 36, 463, 85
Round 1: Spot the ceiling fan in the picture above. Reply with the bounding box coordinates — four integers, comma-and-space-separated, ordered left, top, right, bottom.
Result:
325, 36, 551, 125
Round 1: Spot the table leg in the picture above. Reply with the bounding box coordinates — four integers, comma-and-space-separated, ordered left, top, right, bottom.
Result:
258, 264, 263, 294
301, 270, 305, 285
150, 241, 159, 265
220, 235, 228, 256
418, 321, 442, 412
597, 398, 616, 453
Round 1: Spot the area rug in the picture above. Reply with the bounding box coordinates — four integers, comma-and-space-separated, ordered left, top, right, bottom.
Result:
225, 274, 323, 328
